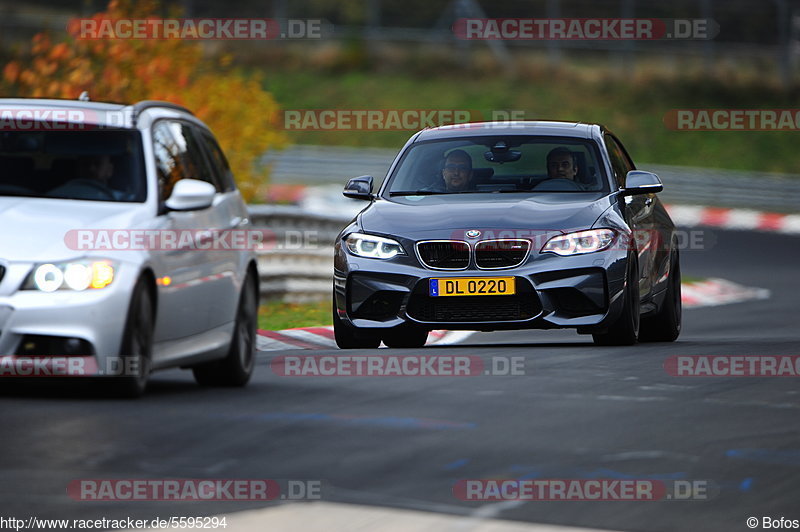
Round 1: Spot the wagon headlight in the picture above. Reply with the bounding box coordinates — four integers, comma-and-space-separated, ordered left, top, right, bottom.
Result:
345, 233, 404, 259
541, 229, 616, 256
23, 260, 117, 291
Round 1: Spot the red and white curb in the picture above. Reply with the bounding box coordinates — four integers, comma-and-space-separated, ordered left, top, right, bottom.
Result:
681, 278, 770, 308
256, 280, 768, 351
256, 327, 473, 351
664, 204, 800, 234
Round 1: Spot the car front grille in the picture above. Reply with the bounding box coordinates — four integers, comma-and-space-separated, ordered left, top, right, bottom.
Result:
475, 239, 530, 269
407, 279, 541, 323
416, 241, 470, 270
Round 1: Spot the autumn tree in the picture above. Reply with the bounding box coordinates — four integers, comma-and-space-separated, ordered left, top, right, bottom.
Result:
1, 0, 285, 202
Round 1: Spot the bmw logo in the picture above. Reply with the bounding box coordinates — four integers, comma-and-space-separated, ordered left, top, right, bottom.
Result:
466, 230, 481, 239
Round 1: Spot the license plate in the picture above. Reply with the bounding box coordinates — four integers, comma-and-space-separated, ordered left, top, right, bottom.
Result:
429, 277, 515, 297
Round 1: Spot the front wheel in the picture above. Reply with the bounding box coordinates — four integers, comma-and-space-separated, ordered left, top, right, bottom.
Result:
639, 249, 682, 342
333, 293, 380, 349
113, 278, 154, 398
593, 254, 640, 346
193, 272, 258, 387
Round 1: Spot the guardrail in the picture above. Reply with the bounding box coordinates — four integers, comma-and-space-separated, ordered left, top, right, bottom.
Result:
248, 205, 351, 302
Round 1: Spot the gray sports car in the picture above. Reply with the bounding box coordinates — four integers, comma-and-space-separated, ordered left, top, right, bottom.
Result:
333, 121, 681, 348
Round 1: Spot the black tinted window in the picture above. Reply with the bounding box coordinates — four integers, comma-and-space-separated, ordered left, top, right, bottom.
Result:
0, 129, 145, 202
605, 135, 634, 188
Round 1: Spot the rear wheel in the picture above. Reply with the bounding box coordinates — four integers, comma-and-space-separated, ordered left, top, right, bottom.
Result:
193, 272, 257, 387
113, 278, 154, 398
333, 293, 380, 349
639, 249, 682, 342
593, 254, 640, 346
382, 325, 428, 348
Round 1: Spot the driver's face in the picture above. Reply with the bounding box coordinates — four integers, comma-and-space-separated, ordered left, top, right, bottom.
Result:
547, 154, 577, 180
87, 156, 113, 183
442, 156, 472, 191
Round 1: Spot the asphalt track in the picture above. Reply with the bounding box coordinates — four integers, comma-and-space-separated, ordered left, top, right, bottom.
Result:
1, 227, 799, 532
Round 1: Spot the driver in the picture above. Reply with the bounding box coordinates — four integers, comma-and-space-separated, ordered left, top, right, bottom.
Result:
440, 149, 474, 192
79, 154, 114, 186
546, 147, 579, 181
76, 154, 127, 199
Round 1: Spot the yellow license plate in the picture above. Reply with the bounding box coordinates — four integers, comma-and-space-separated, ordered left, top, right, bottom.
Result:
429, 277, 516, 297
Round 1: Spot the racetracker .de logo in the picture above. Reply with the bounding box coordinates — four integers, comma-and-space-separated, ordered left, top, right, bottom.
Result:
67, 479, 322, 501
453, 479, 713, 501
453, 18, 717, 40
664, 355, 800, 377
0, 108, 97, 131
664, 109, 800, 131
69, 18, 326, 40
272, 355, 525, 377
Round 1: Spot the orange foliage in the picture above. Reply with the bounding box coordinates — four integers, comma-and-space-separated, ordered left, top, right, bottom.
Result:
1, 0, 286, 202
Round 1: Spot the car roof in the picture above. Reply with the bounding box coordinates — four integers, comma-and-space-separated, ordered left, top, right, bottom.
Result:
0, 98, 195, 129
413, 121, 604, 142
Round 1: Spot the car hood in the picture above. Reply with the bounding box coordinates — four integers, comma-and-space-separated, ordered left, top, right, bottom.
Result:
0, 197, 152, 262
359, 193, 615, 239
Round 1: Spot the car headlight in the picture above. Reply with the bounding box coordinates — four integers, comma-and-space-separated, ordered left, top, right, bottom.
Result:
23, 260, 117, 292
541, 229, 616, 256
345, 233, 404, 259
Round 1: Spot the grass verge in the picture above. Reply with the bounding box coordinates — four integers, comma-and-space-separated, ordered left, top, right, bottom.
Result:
258, 300, 332, 331
262, 65, 800, 174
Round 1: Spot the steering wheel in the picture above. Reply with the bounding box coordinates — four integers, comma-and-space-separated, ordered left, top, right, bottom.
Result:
532, 178, 585, 192
62, 178, 116, 200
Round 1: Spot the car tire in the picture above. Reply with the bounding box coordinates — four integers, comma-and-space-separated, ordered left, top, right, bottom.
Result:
382, 325, 428, 348
593, 253, 640, 346
112, 278, 154, 398
333, 293, 381, 349
639, 249, 682, 342
193, 272, 257, 387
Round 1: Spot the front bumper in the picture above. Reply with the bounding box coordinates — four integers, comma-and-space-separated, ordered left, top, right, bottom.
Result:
334, 244, 629, 332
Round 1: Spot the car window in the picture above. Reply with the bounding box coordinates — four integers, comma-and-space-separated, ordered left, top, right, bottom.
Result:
152, 121, 185, 202
604, 134, 635, 188
0, 129, 146, 202
197, 129, 235, 192
385, 136, 608, 195
152, 121, 223, 202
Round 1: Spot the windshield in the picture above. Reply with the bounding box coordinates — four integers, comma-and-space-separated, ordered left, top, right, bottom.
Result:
0, 128, 146, 202
385, 135, 609, 197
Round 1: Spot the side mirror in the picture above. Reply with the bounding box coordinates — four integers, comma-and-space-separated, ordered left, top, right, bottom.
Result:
621, 170, 663, 196
343, 175, 374, 200
165, 179, 216, 211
